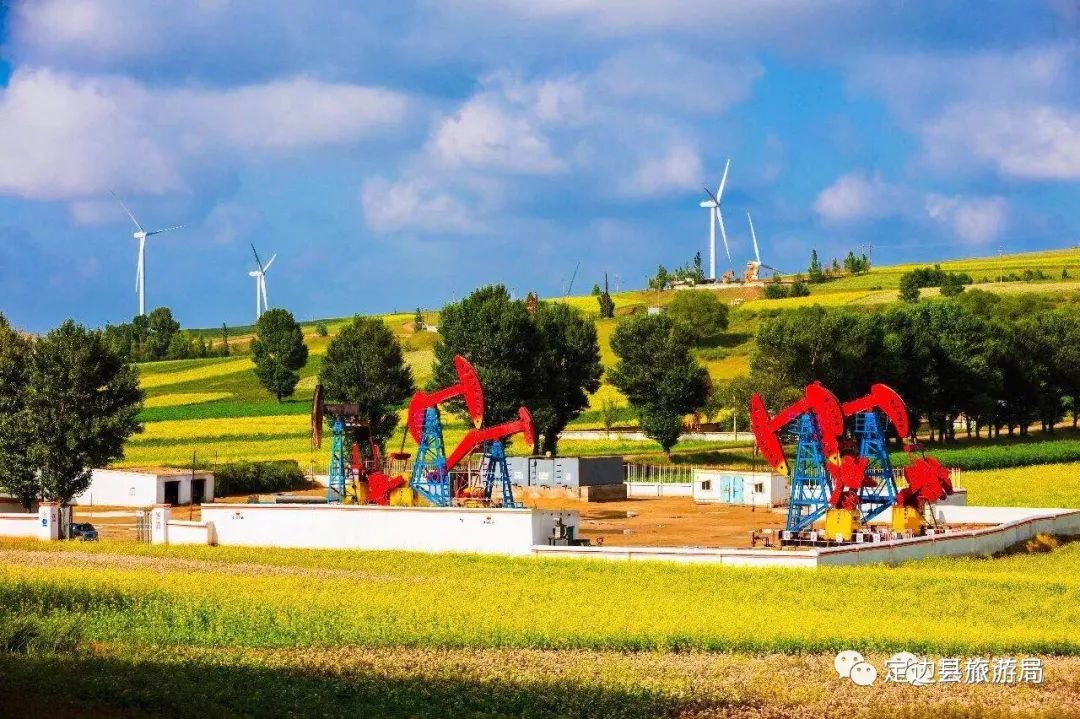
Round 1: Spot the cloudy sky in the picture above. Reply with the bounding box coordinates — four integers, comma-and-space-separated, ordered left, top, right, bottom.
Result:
0, 1, 1077, 331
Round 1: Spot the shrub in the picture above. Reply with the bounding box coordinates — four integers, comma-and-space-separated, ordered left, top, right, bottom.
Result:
315, 323, 329, 337
211, 460, 307, 495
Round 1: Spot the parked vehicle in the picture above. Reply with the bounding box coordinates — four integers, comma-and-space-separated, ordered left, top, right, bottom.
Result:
69, 522, 99, 541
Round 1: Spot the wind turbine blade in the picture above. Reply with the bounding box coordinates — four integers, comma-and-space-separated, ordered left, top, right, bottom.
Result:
702, 186, 719, 204
260, 277, 268, 310
261, 254, 277, 273
716, 159, 731, 202
146, 224, 186, 236
135, 256, 142, 292
250, 243, 265, 272
715, 208, 732, 264
110, 190, 145, 232
747, 212, 761, 264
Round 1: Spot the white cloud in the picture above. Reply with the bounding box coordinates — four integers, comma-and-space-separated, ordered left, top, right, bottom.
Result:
849, 45, 1080, 180
0, 68, 410, 200
427, 93, 566, 175
813, 171, 896, 222
595, 45, 763, 114
360, 177, 482, 234
924, 105, 1080, 181
925, 194, 1008, 245
623, 144, 704, 197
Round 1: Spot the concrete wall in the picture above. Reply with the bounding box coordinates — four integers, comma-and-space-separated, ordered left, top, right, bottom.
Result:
0, 503, 60, 541
71, 470, 214, 507
692, 469, 787, 507
626, 481, 693, 498
818, 507, 1080, 567
535, 544, 819, 568
200, 503, 579, 556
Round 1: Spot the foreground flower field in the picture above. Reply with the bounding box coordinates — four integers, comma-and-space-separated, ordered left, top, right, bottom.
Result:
2, 539, 1080, 718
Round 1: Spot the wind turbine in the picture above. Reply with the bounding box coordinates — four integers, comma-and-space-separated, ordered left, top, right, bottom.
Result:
744, 211, 782, 281
700, 159, 732, 281
248, 244, 276, 322
111, 191, 186, 316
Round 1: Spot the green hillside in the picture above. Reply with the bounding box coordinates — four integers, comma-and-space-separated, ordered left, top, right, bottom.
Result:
120, 247, 1080, 470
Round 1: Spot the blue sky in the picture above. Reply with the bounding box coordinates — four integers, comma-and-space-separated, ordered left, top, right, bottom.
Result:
0, 1, 1077, 332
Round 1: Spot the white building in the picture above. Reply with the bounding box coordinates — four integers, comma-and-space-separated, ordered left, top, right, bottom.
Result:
70, 469, 214, 507
692, 468, 788, 508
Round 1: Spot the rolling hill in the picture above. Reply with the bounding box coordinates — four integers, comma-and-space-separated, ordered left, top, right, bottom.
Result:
120, 247, 1080, 470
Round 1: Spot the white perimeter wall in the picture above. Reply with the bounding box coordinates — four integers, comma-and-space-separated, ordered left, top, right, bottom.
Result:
0, 504, 60, 541
200, 504, 579, 556
626, 482, 693, 498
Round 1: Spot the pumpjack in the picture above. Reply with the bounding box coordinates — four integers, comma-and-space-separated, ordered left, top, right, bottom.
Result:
313, 354, 535, 508
751, 382, 953, 544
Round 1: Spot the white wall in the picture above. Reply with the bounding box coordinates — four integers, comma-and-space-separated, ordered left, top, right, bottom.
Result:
200, 504, 579, 556
166, 520, 216, 545
626, 482, 693, 498
0, 503, 59, 541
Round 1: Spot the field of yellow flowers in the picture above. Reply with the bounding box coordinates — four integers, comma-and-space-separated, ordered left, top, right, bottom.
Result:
3, 539, 1080, 718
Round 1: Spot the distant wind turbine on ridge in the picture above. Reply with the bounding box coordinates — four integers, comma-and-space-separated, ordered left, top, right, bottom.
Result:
700, 159, 732, 281
111, 191, 187, 316
248, 244, 277, 322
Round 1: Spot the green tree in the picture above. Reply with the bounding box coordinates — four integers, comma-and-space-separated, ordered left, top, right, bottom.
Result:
898, 273, 921, 303
591, 284, 601, 296
597, 273, 615, 319
0, 315, 37, 510
530, 302, 603, 455
219, 323, 231, 357
432, 285, 540, 424
165, 331, 195, 360
26, 321, 144, 505
315, 322, 329, 337
940, 273, 966, 297
252, 309, 309, 402
808, 249, 824, 283
144, 307, 180, 360
413, 308, 425, 333
648, 264, 670, 290
667, 290, 730, 343
692, 251, 704, 281
319, 316, 414, 445
608, 314, 708, 455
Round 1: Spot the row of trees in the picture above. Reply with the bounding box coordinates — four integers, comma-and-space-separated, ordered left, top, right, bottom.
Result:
732, 291, 1080, 441
104, 307, 235, 362
808, 249, 870, 283
0, 315, 143, 509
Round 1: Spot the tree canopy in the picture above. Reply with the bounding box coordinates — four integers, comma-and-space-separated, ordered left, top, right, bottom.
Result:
608, 314, 709, 454
319, 316, 414, 445
0, 315, 37, 509
25, 321, 144, 505
252, 308, 309, 402
666, 290, 730, 344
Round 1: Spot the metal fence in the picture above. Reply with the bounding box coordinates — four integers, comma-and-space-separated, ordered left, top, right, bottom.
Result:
623, 463, 695, 484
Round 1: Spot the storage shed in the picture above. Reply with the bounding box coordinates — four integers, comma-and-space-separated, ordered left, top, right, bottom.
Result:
70, 469, 215, 507
506, 456, 623, 488
691, 469, 787, 508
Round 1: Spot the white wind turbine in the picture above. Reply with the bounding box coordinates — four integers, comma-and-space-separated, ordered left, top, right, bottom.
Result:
700, 159, 732, 280
745, 211, 782, 281
111, 191, 186, 316
248, 244, 277, 322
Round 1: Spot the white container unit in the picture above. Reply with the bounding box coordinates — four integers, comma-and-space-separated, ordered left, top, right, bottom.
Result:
692, 469, 787, 507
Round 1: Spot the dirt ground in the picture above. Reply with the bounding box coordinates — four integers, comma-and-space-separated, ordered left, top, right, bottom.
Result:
526, 495, 787, 548
73, 493, 784, 549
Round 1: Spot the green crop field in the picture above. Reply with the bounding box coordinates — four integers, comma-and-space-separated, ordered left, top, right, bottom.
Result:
120, 247, 1080, 473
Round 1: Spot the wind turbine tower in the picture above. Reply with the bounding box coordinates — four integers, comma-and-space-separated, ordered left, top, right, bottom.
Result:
248, 244, 277, 322
111, 192, 186, 316
700, 159, 732, 281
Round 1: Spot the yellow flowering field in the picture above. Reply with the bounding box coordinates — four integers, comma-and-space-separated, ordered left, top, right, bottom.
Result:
139, 358, 254, 389
143, 392, 233, 409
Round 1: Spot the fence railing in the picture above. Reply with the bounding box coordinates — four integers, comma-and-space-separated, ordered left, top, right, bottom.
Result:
623, 463, 695, 485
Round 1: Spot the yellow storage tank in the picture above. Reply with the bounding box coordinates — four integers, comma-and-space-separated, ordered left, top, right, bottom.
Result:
892, 505, 923, 533
824, 509, 857, 542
